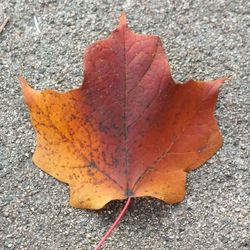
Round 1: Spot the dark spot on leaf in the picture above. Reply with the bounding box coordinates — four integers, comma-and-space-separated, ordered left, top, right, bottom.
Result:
87, 161, 96, 168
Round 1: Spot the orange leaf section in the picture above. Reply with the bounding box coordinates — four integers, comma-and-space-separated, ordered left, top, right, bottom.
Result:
20, 14, 225, 210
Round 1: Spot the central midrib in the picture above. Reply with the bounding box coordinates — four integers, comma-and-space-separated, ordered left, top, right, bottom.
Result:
123, 25, 129, 196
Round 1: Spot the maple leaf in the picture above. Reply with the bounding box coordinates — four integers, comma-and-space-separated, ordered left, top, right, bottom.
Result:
20, 13, 226, 211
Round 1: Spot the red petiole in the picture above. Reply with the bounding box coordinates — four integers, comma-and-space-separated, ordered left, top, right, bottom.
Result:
94, 197, 132, 250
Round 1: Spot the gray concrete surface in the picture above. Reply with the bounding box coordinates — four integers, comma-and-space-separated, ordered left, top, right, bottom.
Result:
0, 0, 249, 249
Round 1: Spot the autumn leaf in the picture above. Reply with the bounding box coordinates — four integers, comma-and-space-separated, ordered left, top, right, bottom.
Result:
20, 13, 226, 211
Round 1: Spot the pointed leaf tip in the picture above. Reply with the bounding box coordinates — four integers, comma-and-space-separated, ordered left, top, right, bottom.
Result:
210, 76, 230, 88
18, 76, 30, 90
119, 12, 127, 27
217, 75, 231, 84
18, 76, 37, 105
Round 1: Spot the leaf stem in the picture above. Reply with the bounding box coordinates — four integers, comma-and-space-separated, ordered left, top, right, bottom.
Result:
94, 197, 132, 250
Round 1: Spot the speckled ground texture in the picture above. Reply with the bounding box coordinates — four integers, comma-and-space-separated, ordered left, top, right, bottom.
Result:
0, 0, 249, 249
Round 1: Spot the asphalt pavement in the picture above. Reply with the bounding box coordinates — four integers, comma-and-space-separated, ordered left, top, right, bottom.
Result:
0, 1, 249, 249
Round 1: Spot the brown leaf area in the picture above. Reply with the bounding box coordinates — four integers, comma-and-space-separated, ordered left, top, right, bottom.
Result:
20, 14, 225, 210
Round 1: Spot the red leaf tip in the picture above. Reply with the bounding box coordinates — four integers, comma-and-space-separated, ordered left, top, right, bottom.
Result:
211, 76, 230, 87
119, 12, 127, 27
